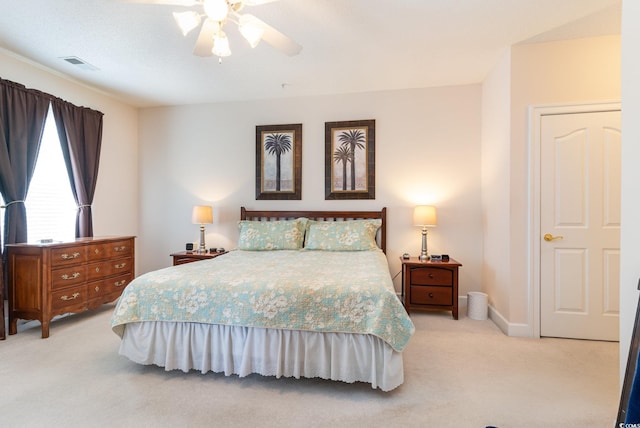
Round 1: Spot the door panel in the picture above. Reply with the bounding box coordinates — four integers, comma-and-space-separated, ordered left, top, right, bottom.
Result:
540, 110, 620, 341
603, 249, 620, 315
554, 129, 587, 227
553, 248, 586, 313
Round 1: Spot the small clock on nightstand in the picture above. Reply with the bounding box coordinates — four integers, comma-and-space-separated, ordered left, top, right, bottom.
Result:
400, 256, 462, 319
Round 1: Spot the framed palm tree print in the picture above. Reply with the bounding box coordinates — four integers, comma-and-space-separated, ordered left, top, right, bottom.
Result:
256, 123, 302, 200
325, 119, 375, 200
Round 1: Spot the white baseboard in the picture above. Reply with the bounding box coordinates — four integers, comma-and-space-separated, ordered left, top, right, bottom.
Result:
488, 303, 532, 337
399, 294, 534, 337
458, 295, 532, 337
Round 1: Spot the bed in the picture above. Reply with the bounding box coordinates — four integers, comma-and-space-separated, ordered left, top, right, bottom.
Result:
111, 207, 414, 391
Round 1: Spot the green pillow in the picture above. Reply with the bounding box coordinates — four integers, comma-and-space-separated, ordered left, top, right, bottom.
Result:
304, 219, 381, 251
238, 218, 308, 250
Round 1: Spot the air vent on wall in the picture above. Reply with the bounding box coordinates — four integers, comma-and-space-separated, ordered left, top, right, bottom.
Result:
60, 56, 99, 71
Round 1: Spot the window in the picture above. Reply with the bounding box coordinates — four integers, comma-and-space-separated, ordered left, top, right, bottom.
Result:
25, 105, 78, 242
24, 107, 76, 242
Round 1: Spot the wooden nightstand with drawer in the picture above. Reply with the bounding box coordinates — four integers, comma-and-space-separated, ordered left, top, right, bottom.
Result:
401, 257, 462, 319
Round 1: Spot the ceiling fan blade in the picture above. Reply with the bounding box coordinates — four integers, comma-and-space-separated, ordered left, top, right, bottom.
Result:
242, 13, 301, 56
193, 19, 218, 57
118, 0, 200, 5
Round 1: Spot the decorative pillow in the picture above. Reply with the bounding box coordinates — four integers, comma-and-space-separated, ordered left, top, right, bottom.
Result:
237, 218, 307, 250
304, 219, 381, 251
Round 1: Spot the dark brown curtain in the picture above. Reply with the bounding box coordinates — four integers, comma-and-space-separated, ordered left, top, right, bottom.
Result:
51, 99, 103, 238
0, 78, 50, 339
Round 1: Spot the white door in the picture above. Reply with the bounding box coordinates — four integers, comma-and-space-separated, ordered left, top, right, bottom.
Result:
540, 110, 621, 341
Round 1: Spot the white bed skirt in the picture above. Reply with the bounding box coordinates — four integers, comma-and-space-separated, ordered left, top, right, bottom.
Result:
119, 322, 405, 391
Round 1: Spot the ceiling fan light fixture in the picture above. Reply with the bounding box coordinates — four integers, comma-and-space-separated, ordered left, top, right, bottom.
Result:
142, 0, 301, 59
203, 0, 229, 22
239, 16, 264, 48
173, 11, 201, 36
212, 31, 232, 57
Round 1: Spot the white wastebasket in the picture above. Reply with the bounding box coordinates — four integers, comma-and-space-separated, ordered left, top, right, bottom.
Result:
467, 291, 488, 320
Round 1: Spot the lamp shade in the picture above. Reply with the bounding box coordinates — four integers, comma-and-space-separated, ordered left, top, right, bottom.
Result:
192, 205, 213, 224
413, 205, 437, 226
212, 31, 231, 57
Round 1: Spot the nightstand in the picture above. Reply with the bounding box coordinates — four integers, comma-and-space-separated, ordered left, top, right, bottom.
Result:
170, 251, 227, 266
401, 257, 462, 319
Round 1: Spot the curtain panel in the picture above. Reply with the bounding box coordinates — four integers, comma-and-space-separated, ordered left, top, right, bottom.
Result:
0, 78, 50, 339
51, 99, 104, 238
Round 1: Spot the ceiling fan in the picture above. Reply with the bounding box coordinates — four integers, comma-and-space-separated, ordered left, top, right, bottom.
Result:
121, 0, 302, 59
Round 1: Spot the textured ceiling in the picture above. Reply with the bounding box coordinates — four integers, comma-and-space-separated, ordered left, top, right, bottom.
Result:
0, 0, 621, 107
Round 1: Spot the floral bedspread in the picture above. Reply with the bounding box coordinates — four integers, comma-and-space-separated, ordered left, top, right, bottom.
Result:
111, 249, 414, 351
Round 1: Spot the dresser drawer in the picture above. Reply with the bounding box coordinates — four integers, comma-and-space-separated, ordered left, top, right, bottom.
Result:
409, 267, 453, 286
50, 246, 88, 267
173, 255, 203, 265
87, 239, 133, 261
88, 273, 132, 298
51, 286, 87, 311
86, 257, 133, 280
105, 239, 134, 259
410, 285, 453, 306
51, 266, 88, 289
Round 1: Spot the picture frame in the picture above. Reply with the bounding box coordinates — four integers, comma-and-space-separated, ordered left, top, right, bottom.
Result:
325, 119, 375, 200
256, 123, 302, 200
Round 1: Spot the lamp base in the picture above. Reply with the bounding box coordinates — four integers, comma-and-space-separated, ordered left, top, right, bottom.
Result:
419, 226, 430, 261
198, 224, 207, 254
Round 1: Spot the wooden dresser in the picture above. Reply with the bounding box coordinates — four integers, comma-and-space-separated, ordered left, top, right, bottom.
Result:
7, 236, 135, 338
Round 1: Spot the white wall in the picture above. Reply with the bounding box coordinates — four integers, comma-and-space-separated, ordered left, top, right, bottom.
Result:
0, 49, 139, 256
480, 35, 621, 335
481, 49, 512, 322
509, 36, 621, 328
138, 85, 483, 295
620, 0, 640, 383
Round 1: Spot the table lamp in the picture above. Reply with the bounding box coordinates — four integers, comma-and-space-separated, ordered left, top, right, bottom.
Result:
192, 205, 213, 254
413, 205, 437, 261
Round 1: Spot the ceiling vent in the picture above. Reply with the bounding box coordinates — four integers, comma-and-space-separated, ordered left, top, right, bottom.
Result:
60, 56, 98, 71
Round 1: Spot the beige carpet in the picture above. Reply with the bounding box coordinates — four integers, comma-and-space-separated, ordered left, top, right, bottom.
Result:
0, 303, 619, 428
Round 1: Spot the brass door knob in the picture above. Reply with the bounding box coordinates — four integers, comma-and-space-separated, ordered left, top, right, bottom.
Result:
543, 233, 564, 242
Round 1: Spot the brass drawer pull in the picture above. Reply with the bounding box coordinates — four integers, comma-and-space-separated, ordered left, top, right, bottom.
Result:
61, 252, 80, 260
114, 246, 126, 252
114, 280, 127, 287
429, 293, 434, 298
60, 292, 80, 301
95, 286, 100, 292
115, 263, 127, 269
61, 272, 81, 280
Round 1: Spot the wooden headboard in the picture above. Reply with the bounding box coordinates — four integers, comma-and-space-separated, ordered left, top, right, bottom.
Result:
240, 207, 387, 253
